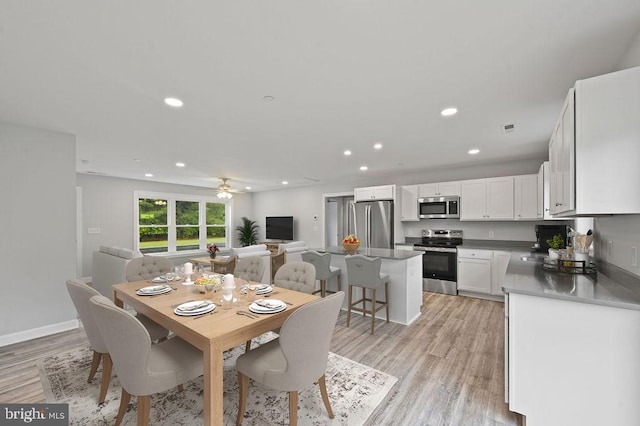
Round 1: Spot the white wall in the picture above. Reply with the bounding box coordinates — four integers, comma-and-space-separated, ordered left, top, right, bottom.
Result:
0, 122, 77, 343
77, 174, 253, 278
251, 158, 547, 247
618, 28, 640, 70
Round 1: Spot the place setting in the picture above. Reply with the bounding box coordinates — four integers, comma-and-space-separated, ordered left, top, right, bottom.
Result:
136, 284, 172, 296
249, 284, 273, 296
248, 298, 287, 314
173, 300, 216, 316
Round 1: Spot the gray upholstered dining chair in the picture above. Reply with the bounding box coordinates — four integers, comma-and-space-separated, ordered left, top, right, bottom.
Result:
235, 291, 345, 426
234, 255, 266, 283
273, 261, 316, 294
345, 254, 390, 335
301, 250, 342, 298
125, 256, 174, 282
65, 279, 169, 404
88, 295, 203, 426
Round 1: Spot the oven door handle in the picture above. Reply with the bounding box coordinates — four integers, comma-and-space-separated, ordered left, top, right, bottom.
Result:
413, 247, 458, 253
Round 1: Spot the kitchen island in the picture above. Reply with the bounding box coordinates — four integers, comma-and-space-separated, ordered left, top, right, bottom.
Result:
502, 251, 640, 426
314, 246, 423, 325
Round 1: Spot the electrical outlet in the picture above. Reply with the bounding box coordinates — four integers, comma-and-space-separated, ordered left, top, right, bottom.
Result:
608, 240, 613, 257
489, 231, 495, 238
632, 247, 638, 268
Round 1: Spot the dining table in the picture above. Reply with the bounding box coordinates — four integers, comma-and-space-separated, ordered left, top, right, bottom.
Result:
112, 278, 319, 426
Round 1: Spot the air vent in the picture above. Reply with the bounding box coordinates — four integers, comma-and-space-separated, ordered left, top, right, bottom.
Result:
501, 123, 516, 134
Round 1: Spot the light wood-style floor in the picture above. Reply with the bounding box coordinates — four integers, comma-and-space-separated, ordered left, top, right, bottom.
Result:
0, 292, 521, 425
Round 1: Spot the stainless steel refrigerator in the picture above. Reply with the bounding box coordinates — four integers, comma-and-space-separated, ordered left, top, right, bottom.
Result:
349, 200, 394, 249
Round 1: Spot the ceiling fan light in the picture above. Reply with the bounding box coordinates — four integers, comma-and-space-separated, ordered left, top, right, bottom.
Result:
217, 191, 233, 199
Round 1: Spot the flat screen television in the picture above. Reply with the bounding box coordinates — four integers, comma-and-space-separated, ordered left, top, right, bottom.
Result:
265, 216, 294, 241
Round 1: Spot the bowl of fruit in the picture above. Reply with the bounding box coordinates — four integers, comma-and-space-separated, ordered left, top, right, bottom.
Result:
342, 234, 360, 254
194, 275, 221, 294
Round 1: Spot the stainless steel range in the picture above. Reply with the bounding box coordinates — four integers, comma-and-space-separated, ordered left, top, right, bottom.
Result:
413, 229, 463, 295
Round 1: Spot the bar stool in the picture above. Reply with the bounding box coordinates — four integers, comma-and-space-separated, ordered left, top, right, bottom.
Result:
301, 250, 342, 297
345, 255, 389, 335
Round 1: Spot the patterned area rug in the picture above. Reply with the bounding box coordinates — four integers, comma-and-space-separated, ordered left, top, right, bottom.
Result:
40, 333, 397, 425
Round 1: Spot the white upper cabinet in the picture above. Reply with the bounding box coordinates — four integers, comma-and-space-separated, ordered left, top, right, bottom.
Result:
514, 174, 540, 220
418, 181, 461, 198
354, 185, 395, 202
549, 66, 640, 216
461, 177, 514, 221
400, 185, 419, 221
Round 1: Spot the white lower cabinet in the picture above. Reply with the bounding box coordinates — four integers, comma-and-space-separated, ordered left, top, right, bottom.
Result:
457, 249, 492, 294
457, 248, 508, 298
507, 293, 640, 425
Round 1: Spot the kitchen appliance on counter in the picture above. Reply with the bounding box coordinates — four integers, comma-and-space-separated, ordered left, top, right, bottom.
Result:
418, 196, 460, 219
533, 224, 569, 252
414, 229, 463, 295
350, 199, 394, 249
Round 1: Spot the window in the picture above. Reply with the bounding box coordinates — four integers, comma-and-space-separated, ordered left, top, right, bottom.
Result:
135, 191, 230, 254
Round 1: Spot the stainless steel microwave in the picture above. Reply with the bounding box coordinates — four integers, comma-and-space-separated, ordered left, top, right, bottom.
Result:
418, 196, 460, 219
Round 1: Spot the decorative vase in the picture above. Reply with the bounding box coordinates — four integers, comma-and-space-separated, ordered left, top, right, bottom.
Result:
548, 248, 559, 260
343, 241, 360, 254
210, 252, 216, 259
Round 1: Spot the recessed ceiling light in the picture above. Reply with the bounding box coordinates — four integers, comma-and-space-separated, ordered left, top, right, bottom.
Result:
468, 149, 480, 155
175, 162, 185, 167
245, 186, 251, 190
145, 173, 153, 177
360, 166, 368, 171
374, 143, 383, 150
441, 107, 458, 117
282, 181, 288, 185
344, 150, 352, 156
263, 96, 275, 102
164, 97, 184, 108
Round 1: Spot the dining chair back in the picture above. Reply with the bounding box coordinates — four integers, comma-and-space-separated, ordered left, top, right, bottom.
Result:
273, 261, 316, 294
301, 250, 342, 297
235, 291, 345, 426
345, 254, 390, 334
65, 279, 168, 404
234, 256, 266, 283
125, 256, 174, 282
88, 295, 203, 426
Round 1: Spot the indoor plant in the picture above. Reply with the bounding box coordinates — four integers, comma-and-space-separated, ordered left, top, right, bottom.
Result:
207, 244, 220, 258
236, 217, 259, 247
546, 234, 565, 260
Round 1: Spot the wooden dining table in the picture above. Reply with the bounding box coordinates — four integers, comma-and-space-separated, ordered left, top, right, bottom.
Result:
112, 279, 319, 426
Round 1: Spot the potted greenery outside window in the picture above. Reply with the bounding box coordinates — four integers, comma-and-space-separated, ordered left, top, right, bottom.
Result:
235, 217, 259, 247
546, 234, 565, 260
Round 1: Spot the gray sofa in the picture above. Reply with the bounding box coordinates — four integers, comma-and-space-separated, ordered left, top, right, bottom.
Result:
91, 245, 143, 297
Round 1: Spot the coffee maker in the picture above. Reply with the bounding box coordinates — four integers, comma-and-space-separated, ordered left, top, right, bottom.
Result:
533, 224, 569, 252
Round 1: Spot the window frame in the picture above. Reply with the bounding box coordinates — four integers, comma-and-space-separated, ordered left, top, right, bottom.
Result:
134, 190, 231, 255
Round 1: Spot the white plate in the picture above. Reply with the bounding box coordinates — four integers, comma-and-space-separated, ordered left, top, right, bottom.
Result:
136, 285, 172, 295
174, 301, 215, 316
255, 286, 273, 295
152, 276, 167, 283
249, 299, 286, 314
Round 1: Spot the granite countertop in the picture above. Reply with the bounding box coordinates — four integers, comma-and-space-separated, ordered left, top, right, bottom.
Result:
315, 246, 423, 260
502, 249, 640, 311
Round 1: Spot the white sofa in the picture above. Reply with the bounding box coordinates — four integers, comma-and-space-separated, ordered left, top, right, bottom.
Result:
91, 245, 143, 297
278, 241, 310, 263
229, 244, 271, 284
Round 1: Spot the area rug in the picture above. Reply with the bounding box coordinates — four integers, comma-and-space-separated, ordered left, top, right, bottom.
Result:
40, 333, 397, 425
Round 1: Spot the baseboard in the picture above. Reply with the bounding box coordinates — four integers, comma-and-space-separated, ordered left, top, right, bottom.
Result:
0, 319, 79, 347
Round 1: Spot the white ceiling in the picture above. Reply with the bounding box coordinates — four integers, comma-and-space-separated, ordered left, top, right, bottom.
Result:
1, 1, 639, 193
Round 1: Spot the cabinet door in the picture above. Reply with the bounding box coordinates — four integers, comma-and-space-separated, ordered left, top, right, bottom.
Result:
537, 164, 544, 219
559, 89, 575, 213
354, 187, 373, 202
460, 179, 487, 220
437, 181, 461, 196
486, 177, 514, 220
418, 183, 438, 198
492, 251, 511, 295
457, 256, 492, 294
514, 175, 539, 220
400, 185, 419, 221
372, 185, 394, 200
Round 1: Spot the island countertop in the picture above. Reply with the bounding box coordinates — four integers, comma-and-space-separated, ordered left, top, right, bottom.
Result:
315, 246, 423, 260
502, 250, 640, 311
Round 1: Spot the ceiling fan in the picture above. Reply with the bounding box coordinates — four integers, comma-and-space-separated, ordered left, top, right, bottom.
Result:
215, 178, 241, 199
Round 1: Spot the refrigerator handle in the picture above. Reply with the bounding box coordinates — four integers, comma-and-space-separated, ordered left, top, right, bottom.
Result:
366, 204, 371, 248
349, 201, 356, 237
